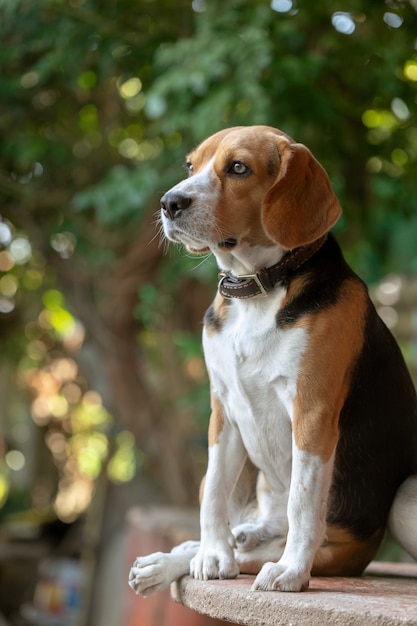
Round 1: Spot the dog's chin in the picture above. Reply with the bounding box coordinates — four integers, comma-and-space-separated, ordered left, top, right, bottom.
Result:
186, 245, 211, 254
186, 238, 238, 255
165, 227, 238, 255
164, 227, 209, 254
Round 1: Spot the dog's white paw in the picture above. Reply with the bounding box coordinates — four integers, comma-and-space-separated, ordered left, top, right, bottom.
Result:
232, 522, 264, 551
190, 544, 239, 581
252, 561, 310, 592
128, 552, 178, 597
232, 522, 284, 552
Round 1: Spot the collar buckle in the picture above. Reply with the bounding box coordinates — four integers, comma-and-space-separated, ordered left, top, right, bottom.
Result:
218, 270, 270, 298
235, 272, 269, 297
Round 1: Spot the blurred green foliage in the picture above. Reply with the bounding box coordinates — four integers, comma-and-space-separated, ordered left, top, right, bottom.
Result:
1, 1, 417, 278
1, 0, 417, 511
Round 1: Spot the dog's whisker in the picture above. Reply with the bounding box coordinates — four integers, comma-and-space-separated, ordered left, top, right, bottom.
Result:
189, 253, 213, 271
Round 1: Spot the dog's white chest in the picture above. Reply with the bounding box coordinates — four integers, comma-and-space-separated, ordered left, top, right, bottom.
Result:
203, 295, 308, 480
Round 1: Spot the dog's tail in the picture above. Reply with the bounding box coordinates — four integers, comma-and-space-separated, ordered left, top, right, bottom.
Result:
388, 475, 417, 561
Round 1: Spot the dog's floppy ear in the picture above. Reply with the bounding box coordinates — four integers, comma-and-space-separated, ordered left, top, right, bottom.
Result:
262, 138, 342, 249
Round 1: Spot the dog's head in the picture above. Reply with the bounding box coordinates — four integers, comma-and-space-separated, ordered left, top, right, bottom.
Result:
160, 126, 341, 255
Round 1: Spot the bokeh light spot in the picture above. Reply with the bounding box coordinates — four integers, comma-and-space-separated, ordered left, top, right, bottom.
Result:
404, 60, 417, 82
383, 12, 403, 29
9, 237, 32, 264
119, 77, 142, 99
5, 450, 26, 471
271, 0, 293, 13
331, 12, 355, 35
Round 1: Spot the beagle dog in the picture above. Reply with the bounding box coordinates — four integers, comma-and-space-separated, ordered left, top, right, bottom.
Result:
129, 125, 417, 595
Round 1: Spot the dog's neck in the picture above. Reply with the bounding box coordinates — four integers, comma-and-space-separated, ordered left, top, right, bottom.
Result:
213, 242, 287, 277
213, 236, 329, 300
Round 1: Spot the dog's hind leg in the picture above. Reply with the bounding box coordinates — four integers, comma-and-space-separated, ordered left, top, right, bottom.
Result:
232, 470, 289, 552
129, 540, 200, 597
235, 535, 287, 575
388, 475, 417, 561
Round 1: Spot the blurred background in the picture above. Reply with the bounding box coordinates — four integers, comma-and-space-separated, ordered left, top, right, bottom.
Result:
0, 0, 417, 624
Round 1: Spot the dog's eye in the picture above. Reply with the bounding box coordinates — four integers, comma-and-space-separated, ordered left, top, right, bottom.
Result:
228, 161, 250, 176
185, 161, 194, 176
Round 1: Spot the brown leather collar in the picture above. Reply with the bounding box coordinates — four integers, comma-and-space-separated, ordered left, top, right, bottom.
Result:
218, 234, 328, 299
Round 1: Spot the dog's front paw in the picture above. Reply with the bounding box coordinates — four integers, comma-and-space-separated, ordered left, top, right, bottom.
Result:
190, 544, 239, 581
252, 561, 310, 592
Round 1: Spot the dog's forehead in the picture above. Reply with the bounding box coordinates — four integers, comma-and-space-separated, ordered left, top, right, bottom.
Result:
187, 128, 242, 166
188, 126, 292, 169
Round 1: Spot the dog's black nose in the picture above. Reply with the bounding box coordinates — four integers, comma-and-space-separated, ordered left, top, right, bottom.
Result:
160, 191, 192, 220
